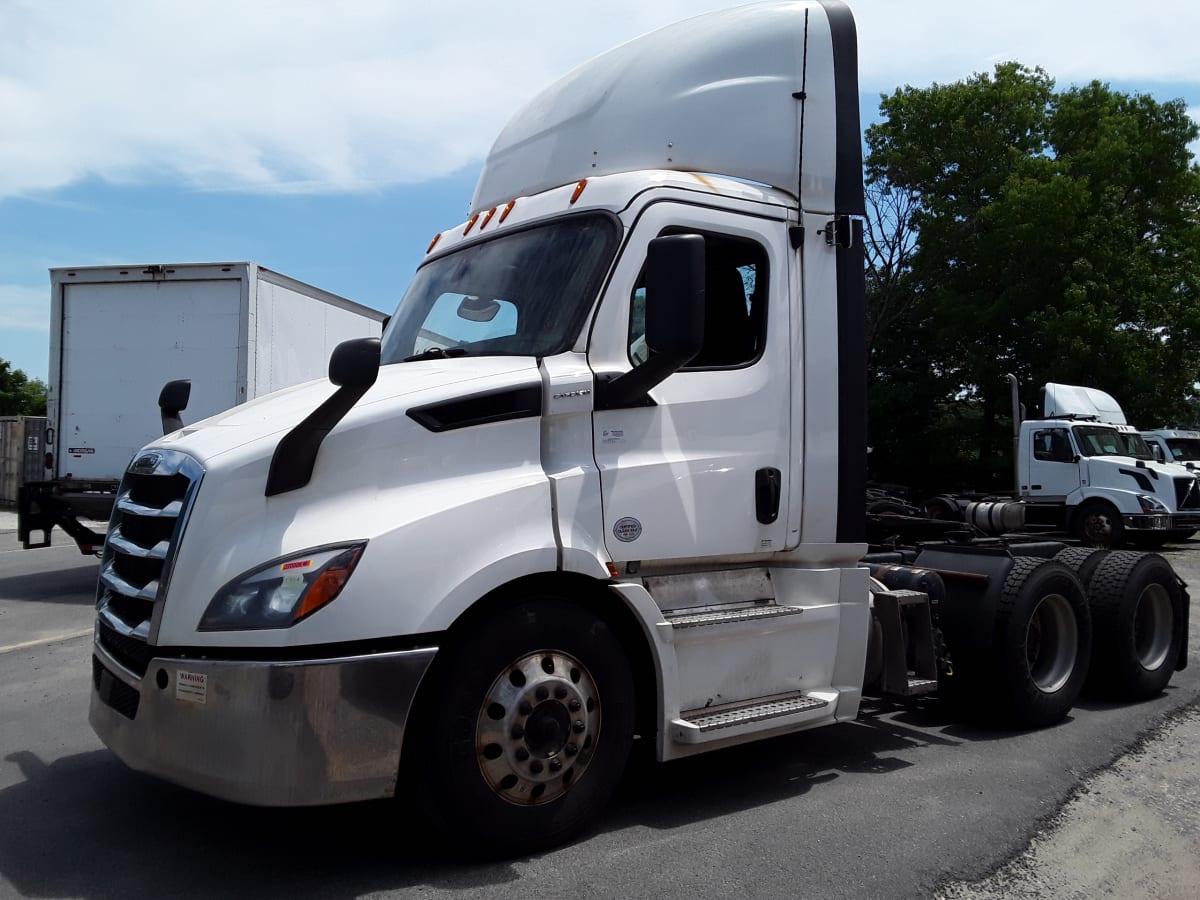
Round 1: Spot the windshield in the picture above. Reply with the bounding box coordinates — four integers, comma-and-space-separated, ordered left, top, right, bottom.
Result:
1165, 438, 1200, 462
380, 214, 619, 364
1116, 432, 1155, 460
1072, 425, 1131, 458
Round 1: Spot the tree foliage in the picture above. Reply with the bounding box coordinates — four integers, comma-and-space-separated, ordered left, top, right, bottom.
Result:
865, 63, 1200, 493
0, 359, 47, 416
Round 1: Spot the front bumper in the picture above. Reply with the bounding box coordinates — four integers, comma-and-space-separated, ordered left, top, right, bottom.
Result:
1123, 513, 1200, 532
89, 634, 437, 806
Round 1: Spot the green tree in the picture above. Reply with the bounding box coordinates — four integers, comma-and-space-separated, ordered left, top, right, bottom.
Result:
864, 63, 1200, 492
0, 359, 47, 416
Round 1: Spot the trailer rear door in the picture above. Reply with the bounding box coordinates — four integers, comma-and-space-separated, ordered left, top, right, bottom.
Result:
58, 278, 242, 479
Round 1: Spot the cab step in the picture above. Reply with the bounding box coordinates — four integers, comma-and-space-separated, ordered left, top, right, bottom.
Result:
665, 604, 803, 628
672, 690, 834, 743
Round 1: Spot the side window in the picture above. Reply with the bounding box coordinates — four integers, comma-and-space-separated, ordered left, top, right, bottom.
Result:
413, 293, 519, 354
1033, 428, 1072, 462
628, 232, 767, 369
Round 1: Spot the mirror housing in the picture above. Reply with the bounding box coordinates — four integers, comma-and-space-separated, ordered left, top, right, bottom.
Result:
158, 379, 191, 435
329, 338, 381, 388
596, 234, 705, 410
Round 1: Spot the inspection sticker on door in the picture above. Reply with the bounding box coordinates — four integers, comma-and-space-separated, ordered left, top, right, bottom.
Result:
175, 670, 208, 704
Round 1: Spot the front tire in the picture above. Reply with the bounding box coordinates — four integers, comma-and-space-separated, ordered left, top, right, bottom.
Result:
1073, 500, 1125, 548
407, 596, 635, 856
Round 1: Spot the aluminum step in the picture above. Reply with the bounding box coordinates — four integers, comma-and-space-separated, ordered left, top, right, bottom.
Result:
904, 678, 938, 695
673, 692, 831, 743
666, 604, 803, 629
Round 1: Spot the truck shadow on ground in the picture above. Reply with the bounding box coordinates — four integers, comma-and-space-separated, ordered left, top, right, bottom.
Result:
0, 710, 965, 900
0, 564, 100, 605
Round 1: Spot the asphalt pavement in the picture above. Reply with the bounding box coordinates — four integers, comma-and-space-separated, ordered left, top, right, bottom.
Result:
0, 519, 1197, 899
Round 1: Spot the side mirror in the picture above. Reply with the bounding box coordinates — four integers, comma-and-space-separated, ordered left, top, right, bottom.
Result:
644, 234, 705, 363
596, 235, 706, 410
158, 379, 191, 435
329, 338, 381, 388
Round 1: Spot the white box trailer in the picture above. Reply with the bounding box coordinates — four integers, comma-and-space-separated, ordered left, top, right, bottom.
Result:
19, 262, 385, 551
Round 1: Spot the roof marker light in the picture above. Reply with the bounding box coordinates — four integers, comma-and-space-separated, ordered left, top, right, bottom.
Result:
479, 207, 498, 230
463, 213, 480, 236
570, 179, 588, 205
499, 200, 517, 223
426, 233, 442, 254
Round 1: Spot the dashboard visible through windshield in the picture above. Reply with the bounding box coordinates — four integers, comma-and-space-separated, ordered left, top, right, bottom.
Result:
380, 213, 619, 365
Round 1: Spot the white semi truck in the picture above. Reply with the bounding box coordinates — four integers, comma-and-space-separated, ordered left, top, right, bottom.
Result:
18, 262, 386, 553
89, 1, 1190, 854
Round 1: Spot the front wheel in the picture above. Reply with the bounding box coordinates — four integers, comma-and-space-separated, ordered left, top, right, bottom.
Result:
406, 596, 635, 856
1073, 500, 1125, 548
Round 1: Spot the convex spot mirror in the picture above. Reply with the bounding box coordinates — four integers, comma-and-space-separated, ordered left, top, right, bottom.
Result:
329, 337, 381, 388
456, 295, 501, 322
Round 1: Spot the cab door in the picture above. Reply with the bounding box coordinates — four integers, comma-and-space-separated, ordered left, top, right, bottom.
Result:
1026, 426, 1081, 499
589, 202, 793, 562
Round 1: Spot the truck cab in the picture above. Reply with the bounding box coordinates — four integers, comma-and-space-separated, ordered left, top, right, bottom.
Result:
1018, 384, 1200, 544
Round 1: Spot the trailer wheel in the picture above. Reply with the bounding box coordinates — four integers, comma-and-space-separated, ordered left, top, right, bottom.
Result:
1084, 551, 1184, 701
1073, 500, 1124, 548
407, 596, 634, 855
1053, 547, 1107, 589
990, 558, 1091, 728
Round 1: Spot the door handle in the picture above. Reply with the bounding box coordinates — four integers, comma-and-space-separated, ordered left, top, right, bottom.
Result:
756, 467, 782, 524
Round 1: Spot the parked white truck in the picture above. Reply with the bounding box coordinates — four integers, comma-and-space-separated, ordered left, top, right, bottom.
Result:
975, 382, 1200, 547
18, 262, 386, 552
89, 1, 1189, 855
1141, 428, 1200, 467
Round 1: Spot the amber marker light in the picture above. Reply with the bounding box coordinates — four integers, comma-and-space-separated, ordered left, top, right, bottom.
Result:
570, 179, 588, 204
463, 213, 480, 235
479, 207, 498, 230
499, 199, 517, 222
294, 546, 364, 622
426, 233, 442, 254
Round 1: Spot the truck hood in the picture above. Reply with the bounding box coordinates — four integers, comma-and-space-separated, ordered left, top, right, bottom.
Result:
154, 356, 540, 465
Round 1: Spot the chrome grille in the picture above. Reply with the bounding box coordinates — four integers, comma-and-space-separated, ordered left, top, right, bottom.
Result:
96, 449, 204, 668
1174, 476, 1200, 510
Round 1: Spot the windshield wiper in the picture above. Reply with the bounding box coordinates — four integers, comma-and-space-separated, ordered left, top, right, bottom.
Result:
403, 346, 470, 362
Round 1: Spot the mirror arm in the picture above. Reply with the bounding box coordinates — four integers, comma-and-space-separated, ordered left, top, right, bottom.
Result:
594, 349, 697, 411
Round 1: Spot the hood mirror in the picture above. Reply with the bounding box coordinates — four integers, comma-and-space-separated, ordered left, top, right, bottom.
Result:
158, 379, 191, 435
329, 337, 381, 388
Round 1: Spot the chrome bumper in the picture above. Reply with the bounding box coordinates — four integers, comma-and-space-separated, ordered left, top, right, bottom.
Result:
89, 635, 437, 806
1123, 513, 1200, 531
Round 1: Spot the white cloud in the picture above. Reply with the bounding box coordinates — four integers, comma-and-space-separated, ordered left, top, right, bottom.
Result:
0, 284, 49, 332
1, 0, 1198, 199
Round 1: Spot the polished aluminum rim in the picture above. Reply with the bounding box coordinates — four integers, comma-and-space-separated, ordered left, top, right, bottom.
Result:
476, 650, 600, 806
1026, 593, 1078, 693
1133, 583, 1173, 670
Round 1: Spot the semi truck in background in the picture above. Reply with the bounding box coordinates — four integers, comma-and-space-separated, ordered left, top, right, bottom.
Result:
86, 1, 1189, 856
17, 262, 386, 553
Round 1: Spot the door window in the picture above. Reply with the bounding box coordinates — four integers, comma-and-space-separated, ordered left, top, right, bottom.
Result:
1032, 428, 1073, 463
628, 232, 767, 369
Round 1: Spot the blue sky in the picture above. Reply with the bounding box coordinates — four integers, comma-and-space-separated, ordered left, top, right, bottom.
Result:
3, 0, 1198, 383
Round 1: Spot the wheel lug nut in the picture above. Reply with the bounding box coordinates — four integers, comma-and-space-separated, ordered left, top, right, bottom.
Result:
511, 725, 525, 739
530, 760, 544, 774
549, 759, 563, 773
518, 701, 532, 716
554, 685, 568, 700
515, 747, 529, 762
568, 698, 582, 712
565, 743, 578, 757
573, 720, 585, 734
536, 686, 549, 700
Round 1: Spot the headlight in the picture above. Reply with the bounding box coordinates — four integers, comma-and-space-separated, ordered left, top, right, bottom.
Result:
1137, 494, 1170, 513
199, 543, 365, 631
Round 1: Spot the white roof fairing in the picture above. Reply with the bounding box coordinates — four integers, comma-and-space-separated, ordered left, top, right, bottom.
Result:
471, 1, 851, 216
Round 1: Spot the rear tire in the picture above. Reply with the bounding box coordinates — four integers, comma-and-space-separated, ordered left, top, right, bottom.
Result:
1054, 546, 1107, 589
407, 596, 635, 856
1085, 551, 1184, 701
989, 558, 1092, 728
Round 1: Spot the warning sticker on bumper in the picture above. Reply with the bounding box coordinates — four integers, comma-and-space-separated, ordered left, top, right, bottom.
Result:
176, 670, 208, 704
